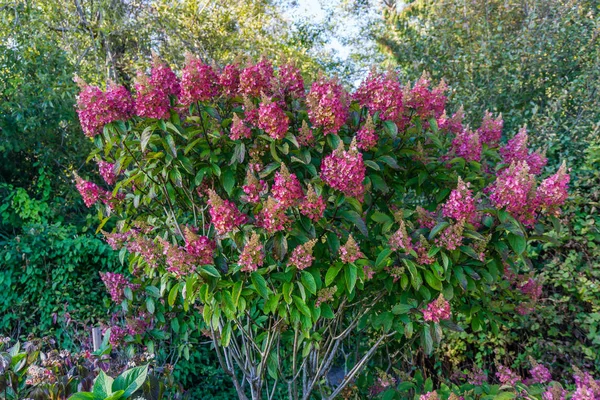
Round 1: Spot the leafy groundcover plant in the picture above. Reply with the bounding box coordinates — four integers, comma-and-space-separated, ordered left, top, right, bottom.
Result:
74, 56, 569, 399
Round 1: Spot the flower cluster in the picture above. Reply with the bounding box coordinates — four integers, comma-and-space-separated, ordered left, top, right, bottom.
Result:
240, 59, 273, 97
277, 62, 304, 97
477, 111, 503, 146
75, 79, 133, 137
297, 120, 315, 146
306, 77, 348, 135
271, 164, 303, 207
500, 127, 547, 174
288, 240, 316, 270
354, 70, 403, 121
257, 197, 289, 233
75, 175, 100, 207
219, 63, 241, 96
369, 370, 397, 397
320, 139, 366, 201
389, 219, 412, 252
529, 362, 552, 384
98, 160, 117, 185
438, 107, 464, 135
356, 115, 378, 151
258, 97, 289, 140
442, 178, 478, 225
536, 162, 570, 216
299, 184, 326, 221
184, 228, 215, 265
242, 169, 267, 203
134, 58, 180, 119
207, 189, 247, 235
339, 235, 364, 264
422, 295, 451, 322
406, 74, 447, 119
489, 161, 538, 225
451, 129, 482, 162
496, 365, 521, 386
180, 54, 219, 105
435, 220, 465, 251
100, 272, 139, 303
315, 287, 337, 307
239, 232, 264, 272
230, 113, 253, 140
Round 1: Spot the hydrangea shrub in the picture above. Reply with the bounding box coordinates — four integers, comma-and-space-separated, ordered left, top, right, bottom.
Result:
75, 57, 569, 399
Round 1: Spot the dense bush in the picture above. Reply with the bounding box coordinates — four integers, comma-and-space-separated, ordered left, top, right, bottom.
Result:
376, 0, 600, 376
73, 55, 570, 399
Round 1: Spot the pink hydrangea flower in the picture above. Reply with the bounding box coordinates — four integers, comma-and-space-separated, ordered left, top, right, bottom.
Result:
356, 115, 378, 151
257, 197, 289, 233
489, 161, 538, 226
243, 96, 259, 126
419, 391, 439, 400
452, 129, 482, 162
542, 384, 567, 400
339, 235, 364, 264
299, 184, 326, 221
297, 120, 315, 146
109, 326, 128, 347
435, 220, 464, 251
277, 62, 304, 98
75, 175, 100, 207
389, 219, 412, 252
159, 238, 197, 276
230, 113, 252, 140
477, 111, 503, 146
271, 164, 303, 208
102, 231, 131, 250
422, 295, 451, 322
500, 126, 529, 166
288, 240, 316, 270
207, 189, 247, 235
180, 54, 219, 105
438, 107, 464, 135
75, 79, 133, 137
239, 232, 264, 272
526, 150, 548, 175
184, 228, 215, 265
496, 365, 521, 386
416, 206, 437, 229
354, 70, 403, 121
134, 74, 170, 120
320, 139, 366, 201
530, 363, 552, 384
239, 59, 273, 97
442, 177, 479, 225
258, 97, 289, 140
219, 63, 241, 97
306, 77, 348, 135
98, 160, 117, 185
406, 74, 447, 119
536, 162, 570, 216
242, 169, 266, 203
100, 272, 139, 303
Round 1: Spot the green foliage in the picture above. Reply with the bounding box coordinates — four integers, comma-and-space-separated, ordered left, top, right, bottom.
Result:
0, 181, 123, 342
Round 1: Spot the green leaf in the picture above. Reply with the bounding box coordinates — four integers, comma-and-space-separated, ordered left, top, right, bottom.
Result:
92, 370, 113, 398
320, 303, 335, 319
293, 295, 311, 317
339, 210, 368, 236
405, 261, 422, 291
325, 264, 343, 286
232, 281, 243, 306
168, 284, 179, 307
423, 270, 443, 291
67, 393, 97, 400
345, 264, 358, 294
222, 168, 235, 196
428, 221, 449, 240
104, 390, 125, 400
301, 271, 317, 295
146, 297, 155, 314
375, 248, 392, 268
200, 265, 221, 278
392, 303, 413, 315
364, 160, 380, 170
251, 272, 270, 299
507, 233, 526, 255
422, 325, 433, 355
113, 365, 148, 397
383, 120, 398, 138
493, 392, 516, 400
